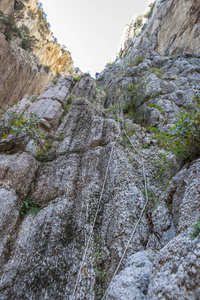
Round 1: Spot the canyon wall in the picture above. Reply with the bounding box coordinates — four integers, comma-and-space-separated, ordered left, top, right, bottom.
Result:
121, 0, 200, 59
0, 0, 76, 107
0, 0, 200, 299
16, 0, 75, 75
0, 33, 51, 107
0, 0, 15, 14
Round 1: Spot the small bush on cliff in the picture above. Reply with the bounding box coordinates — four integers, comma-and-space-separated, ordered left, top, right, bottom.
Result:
43, 65, 51, 73
20, 198, 38, 216
144, 1, 156, 19
67, 96, 73, 104
156, 102, 200, 161
133, 17, 143, 35
27, 9, 36, 20
127, 55, 145, 67
14, 0, 25, 10
121, 78, 152, 125
0, 15, 21, 41
122, 78, 149, 112
0, 16, 36, 51
190, 220, 200, 238
19, 24, 37, 51
21, 35, 36, 51
149, 67, 163, 79
75, 72, 91, 81
74, 76, 81, 82
0, 109, 48, 156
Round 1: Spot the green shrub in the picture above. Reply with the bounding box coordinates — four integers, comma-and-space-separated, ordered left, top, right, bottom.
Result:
156, 104, 200, 161
147, 126, 160, 133
144, 1, 156, 19
56, 71, 61, 78
134, 18, 143, 28
58, 133, 65, 141
133, 17, 143, 35
122, 78, 152, 124
52, 72, 61, 84
149, 67, 163, 79
45, 138, 53, 149
64, 104, 70, 113
30, 96, 37, 102
20, 198, 38, 216
74, 76, 81, 82
19, 24, 29, 34
21, 36, 35, 51
130, 55, 145, 67
27, 9, 36, 20
37, 8, 43, 20
152, 153, 175, 186
19, 24, 37, 51
148, 104, 165, 115
80, 72, 90, 78
14, 0, 25, 10
134, 18, 143, 29
74, 73, 90, 82
190, 220, 200, 238
52, 77, 58, 84
0, 109, 48, 156
67, 96, 73, 104
106, 62, 115, 69
43, 65, 50, 73
122, 78, 149, 112
0, 16, 21, 41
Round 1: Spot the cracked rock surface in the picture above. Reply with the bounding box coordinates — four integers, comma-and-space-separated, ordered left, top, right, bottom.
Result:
1, 0, 200, 295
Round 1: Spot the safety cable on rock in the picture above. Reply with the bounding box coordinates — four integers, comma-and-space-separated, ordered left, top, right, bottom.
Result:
101, 108, 149, 300
71, 102, 149, 300
71, 109, 121, 300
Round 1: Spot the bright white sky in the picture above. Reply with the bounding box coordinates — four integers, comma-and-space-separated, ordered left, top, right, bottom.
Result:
41, 0, 150, 77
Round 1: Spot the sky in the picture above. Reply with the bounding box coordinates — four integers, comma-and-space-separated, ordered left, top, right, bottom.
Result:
41, 0, 150, 77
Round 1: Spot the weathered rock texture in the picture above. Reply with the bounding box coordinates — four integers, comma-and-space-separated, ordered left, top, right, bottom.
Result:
0, 0, 15, 14
0, 76, 149, 299
0, 0, 78, 107
15, 0, 76, 75
0, 33, 51, 107
121, 0, 200, 58
0, 0, 200, 299
0, 56, 200, 299
99, 50, 200, 133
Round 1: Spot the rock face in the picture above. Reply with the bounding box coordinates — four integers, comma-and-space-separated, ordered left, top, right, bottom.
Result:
15, 0, 76, 76
0, 33, 51, 107
122, 0, 200, 58
0, 76, 149, 299
0, 56, 200, 299
99, 50, 200, 133
0, 0, 15, 14
0, 0, 78, 107
0, 0, 200, 299
148, 232, 200, 299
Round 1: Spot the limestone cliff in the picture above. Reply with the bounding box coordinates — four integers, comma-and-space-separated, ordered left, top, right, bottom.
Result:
0, 33, 51, 107
0, 0, 200, 299
14, 0, 75, 75
0, 0, 78, 107
120, 0, 200, 58
0, 0, 15, 15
